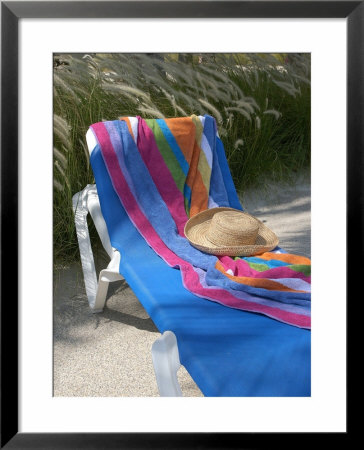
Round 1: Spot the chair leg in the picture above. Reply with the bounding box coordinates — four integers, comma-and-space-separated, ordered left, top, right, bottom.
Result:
92, 274, 109, 313
151, 331, 183, 397
92, 258, 124, 313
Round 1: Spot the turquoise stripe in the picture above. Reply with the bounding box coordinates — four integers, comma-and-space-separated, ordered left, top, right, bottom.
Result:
156, 118, 192, 213
243, 257, 289, 268
156, 119, 190, 176
184, 184, 192, 203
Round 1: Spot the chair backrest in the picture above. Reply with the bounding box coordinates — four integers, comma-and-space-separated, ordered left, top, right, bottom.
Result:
86, 128, 97, 155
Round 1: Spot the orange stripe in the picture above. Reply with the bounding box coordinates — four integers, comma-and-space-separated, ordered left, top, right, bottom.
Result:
119, 116, 135, 142
165, 117, 208, 216
164, 118, 196, 163
215, 261, 307, 293
257, 252, 311, 266
188, 141, 209, 216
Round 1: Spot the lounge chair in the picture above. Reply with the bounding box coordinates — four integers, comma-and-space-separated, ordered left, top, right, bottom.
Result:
72, 116, 311, 397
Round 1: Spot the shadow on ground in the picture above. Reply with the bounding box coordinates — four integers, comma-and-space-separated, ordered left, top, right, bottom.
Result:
53, 260, 158, 345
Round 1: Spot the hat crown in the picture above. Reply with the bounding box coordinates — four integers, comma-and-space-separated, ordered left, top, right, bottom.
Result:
205, 211, 259, 247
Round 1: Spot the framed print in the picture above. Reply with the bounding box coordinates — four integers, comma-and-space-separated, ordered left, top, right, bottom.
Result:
1, 1, 358, 448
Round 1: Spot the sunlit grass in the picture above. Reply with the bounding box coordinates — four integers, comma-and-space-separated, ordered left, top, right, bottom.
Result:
53, 52, 310, 262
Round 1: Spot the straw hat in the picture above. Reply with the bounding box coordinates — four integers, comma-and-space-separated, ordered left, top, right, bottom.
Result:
184, 207, 279, 256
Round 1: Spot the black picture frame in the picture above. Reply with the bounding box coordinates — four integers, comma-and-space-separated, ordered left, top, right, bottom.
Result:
1, 1, 357, 448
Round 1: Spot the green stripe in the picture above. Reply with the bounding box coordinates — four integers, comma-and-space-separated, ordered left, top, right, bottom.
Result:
247, 262, 270, 272
198, 151, 212, 193
289, 264, 311, 276
191, 115, 203, 145
185, 198, 190, 217
145, 119, 186, 194
235, 257, 311, 276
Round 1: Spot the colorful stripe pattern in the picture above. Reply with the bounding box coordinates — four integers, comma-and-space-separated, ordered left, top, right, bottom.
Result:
90, 115, 311, 329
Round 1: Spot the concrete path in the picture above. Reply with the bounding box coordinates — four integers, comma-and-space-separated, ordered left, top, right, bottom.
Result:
241, 171, 311, 258
53, 173, 310, 397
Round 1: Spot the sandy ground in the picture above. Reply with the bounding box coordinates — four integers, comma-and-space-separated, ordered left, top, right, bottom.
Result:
53, 173, 310, 397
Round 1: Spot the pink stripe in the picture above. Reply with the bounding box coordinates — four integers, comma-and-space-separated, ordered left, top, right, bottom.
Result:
180, 265, 311, 329
92, 121, 310, 328
92, 122, 184, 268
219, 256, 311, 283
137, 118, 188, 236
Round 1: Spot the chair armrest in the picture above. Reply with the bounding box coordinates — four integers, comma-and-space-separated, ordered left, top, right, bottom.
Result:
72, 186, 99, 306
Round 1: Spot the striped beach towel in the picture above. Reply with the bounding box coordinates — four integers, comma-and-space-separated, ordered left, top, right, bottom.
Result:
90, 115, 311, 329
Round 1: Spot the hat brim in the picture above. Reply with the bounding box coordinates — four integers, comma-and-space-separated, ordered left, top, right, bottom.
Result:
184, 207, 279, 257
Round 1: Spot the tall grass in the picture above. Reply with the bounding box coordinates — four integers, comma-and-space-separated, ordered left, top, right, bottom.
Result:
53, 53, 310, 262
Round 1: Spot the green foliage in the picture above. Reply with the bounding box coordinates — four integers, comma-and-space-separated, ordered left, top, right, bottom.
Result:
53, 53, 310, 262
